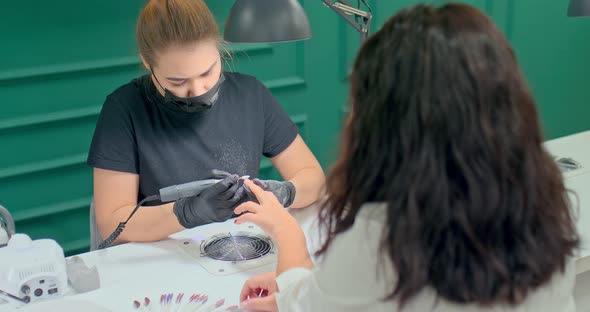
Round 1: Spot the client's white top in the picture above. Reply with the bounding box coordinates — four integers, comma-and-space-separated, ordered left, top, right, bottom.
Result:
275, 203, 576, 312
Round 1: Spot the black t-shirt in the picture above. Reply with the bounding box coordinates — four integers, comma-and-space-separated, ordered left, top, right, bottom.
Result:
87, 72, 298, 204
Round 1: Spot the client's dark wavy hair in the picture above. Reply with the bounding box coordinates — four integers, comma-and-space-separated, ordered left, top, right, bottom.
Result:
318, 2, 578, 307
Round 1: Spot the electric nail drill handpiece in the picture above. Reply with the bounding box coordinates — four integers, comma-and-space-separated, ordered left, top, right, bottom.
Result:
158, 179, 222, 203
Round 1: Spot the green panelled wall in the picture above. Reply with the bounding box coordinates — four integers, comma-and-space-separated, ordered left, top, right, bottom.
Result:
1, 0, 588, 255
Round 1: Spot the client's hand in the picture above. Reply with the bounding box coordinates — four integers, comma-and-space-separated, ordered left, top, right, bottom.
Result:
239, 272, 278, 312
251, 179, 295, 207
233, 179, 299, 241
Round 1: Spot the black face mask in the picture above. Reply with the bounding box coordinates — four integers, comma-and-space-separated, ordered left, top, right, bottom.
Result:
151, 70, 225, 113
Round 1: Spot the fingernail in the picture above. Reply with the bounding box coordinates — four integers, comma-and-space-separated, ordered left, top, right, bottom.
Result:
234, 219, 238, 224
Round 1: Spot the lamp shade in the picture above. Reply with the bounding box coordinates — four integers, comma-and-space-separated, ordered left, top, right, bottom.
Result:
224, 0, 312, 43
568, 0, 590, 17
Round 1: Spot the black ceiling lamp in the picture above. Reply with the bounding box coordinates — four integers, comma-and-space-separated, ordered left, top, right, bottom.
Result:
568, 0, 590, 17
223, 0, 312, 43
224, 0, 372, 44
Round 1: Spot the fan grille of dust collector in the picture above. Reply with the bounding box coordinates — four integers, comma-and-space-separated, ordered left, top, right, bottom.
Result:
201, 232, 273, 261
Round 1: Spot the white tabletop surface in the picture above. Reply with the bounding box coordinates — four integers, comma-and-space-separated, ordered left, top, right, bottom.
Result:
543, 131, 590, 274
5, 131, 590, 312
8, 205, 323, 312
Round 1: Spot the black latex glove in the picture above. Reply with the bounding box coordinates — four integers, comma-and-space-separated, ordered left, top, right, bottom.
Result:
173, 172, 243, 228
209, 170, 255, 219
251, 179, 296, 208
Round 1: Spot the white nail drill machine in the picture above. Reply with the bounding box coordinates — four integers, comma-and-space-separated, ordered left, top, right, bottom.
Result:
0, 205, 68, 309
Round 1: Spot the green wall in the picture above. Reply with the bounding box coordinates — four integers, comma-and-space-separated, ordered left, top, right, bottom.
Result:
1, 0, 588, 255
